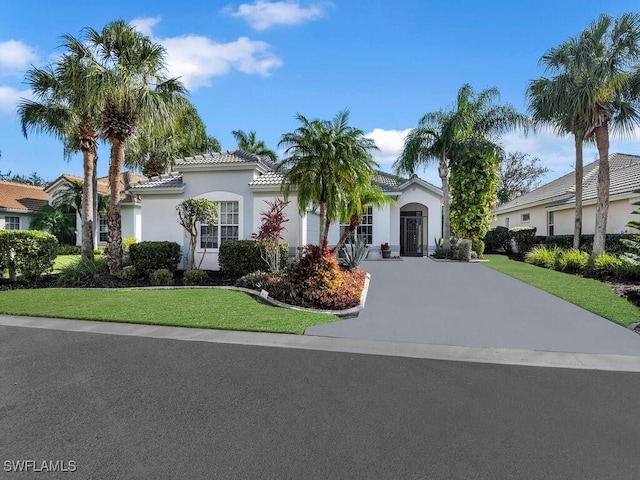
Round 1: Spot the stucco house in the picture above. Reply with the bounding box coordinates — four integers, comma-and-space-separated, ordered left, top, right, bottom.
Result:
45, 172, 144, 247
128, 150, 443, 270
0, 180, 49, 231
492, 153, 640, 236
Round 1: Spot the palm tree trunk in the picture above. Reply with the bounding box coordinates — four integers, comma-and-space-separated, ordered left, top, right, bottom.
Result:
573, 133, 583, 249
319, 201, 327, 247
592, 125, 610, 255
107, 138, 125, 275
333, 213, 361, 254
81, 150, 96, 261
439, 156, 451, 250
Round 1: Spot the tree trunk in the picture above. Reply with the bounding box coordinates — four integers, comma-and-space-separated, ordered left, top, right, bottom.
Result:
319, 201, 326, 247
573, 133, 583, 249
440, 156, 451, 250
333, 213, 361, 254
81, 150, 95, 261
592, 125, 610, 255
107, 138, 125, 275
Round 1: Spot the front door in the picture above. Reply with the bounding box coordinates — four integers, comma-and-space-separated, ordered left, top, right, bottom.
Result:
400, 213, 423, 256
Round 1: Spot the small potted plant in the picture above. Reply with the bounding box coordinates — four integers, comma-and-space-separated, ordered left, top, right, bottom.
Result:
381, 242, 391, 259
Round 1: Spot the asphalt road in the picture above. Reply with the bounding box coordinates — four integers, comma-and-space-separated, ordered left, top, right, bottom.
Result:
2, 325, 640, 479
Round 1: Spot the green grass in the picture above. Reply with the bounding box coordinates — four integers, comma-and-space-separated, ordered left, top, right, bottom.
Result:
53, 255, 82, 273
483, 254, 640, 327
0, 288, 338, 334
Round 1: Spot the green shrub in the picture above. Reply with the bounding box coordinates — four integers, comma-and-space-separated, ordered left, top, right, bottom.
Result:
509, 226, 537, 254
122, 237, 137, 265
0, 230, 59, 282
129, 241, 181, 276
484, 226, 510, 253
559, 248, 589, 273
340, 240, 368, 269
120, 266, 139, 281
57, 257, 108, 286
219, 240, 288, 279
58, 245, 81, 255
433, 247, 451, 259
452, 239, 472, 261
525, 246, 564, 269
471, 238, 485, 258
586, 252, 623, 279
150, 268, 174, 286
182, 269, 209, 286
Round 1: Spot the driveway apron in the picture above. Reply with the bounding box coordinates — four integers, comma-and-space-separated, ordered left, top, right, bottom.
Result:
305, 257, 640, 355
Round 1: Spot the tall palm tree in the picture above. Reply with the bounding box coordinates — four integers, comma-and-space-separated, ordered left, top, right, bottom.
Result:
232, 129, 277, 163
18, 46, 101, 261
74, 20, 186, 274
395, 110, 456, 249
533, 13, 640, 253
126, 98, 220, 177
277, 110, 379, 247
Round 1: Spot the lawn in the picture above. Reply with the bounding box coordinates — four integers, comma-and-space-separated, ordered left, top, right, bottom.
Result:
53, 254, 82, 272
482, 254, 640, 327
0, 288, 338, 334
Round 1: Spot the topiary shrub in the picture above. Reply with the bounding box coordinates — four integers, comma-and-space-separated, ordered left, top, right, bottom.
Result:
182, 269, 209, 286
471, 238, 485, 258
509, 226, 537, 254
484, 226, 511, 253
0, 230, 59, 282
219, 240, 288, 279
452, 239, 472, 261
129, 241, 181, 276
150, 268, 174, 286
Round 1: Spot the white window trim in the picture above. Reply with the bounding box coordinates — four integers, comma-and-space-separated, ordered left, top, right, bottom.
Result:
521, 213, 531, 223
197, 200, 240, 252
340, 206, 373, 245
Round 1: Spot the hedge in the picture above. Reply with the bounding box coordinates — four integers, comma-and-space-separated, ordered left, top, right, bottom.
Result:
219, 240, 288, 279
129, 241, 182, 275
0, 230, 59, 282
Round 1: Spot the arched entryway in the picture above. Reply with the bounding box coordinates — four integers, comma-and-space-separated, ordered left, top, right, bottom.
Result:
400, 203, 428, 256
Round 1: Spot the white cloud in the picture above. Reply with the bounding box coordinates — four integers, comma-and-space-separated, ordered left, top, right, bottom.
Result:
132, 18, 283, 90
224, 1, 332, 31
131, 17, 162, 37
366, 128, 410, 168
0, 40, 38, 75
0, 86, 31, 115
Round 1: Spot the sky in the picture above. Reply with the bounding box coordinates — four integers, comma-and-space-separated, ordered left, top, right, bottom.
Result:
2, 0, 640, 188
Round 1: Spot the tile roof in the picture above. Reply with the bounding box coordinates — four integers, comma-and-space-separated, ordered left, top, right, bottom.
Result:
372, 170, 406, 192
494, 153, 640, 213
174, 150, 265, 166
248, 171, 285, 186
0, 180, 48, 212
128, 173, 184, 190
48, 172, 145, 201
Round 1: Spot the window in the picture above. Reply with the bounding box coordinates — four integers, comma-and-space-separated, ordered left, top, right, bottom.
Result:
4, 216, 20, 230
521, 213, 530, 223
548, 211, 554, 236
99, 216, 108, 242
200, 201, 239, 249
340, 207, 373, 245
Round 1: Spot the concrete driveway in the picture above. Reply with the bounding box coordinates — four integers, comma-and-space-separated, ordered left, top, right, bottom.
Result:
306, 257, 640, 356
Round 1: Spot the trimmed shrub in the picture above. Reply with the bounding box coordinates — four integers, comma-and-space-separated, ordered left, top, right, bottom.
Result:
484, 226, 510, 253
471, 238, 485, 258
219, 240, 288, 279
509, 226, 537, 254
0, 230, 59, 282
182, 269, 209, 286
150, 268, 174, 286
129, 241, 181, 276
58, 245, 81, 255
452, 239, 472, 262
57, 257, 108, 286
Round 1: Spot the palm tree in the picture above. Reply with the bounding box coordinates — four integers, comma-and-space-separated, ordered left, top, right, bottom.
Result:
30, 205, 75, 243
395, 110, 456, 249
18, 45, 101, 261
277, 110, 379, 247
232, 129, 277, 162
532, 13, 640, 253
75, 20, 186, 274
126, 98, 221, 177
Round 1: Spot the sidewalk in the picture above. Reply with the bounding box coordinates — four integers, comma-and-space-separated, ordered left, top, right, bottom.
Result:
305, 257, 640, 356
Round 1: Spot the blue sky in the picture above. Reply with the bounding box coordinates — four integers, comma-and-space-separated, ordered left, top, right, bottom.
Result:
2, 1, 640, 187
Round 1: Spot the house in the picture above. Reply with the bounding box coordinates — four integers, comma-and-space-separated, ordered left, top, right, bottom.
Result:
128, 150, 443, 270
0, 180, 48, 231
492, 153, 640, 236
45, 172, 145, 247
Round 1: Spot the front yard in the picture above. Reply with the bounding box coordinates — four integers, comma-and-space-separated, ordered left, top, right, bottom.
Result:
0, 288, 338, 334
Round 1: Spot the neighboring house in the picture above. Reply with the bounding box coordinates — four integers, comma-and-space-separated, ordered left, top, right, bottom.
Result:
45, 172, 144, 247
492, 153, 640, 236
0, 180, 48, 231
128, 150, 443, 270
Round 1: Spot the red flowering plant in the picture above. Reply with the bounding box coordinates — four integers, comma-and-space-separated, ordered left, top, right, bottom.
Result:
252, 198, 290, 272
380, 242, 390, 252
